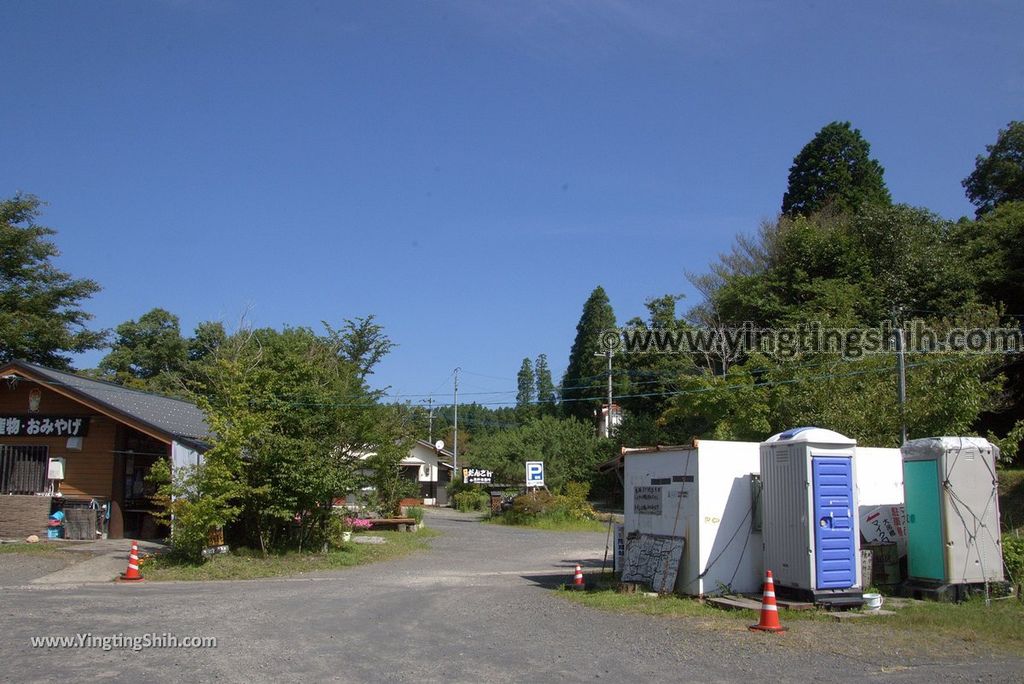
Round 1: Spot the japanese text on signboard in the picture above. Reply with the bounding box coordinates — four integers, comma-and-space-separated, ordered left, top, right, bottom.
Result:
462, 468, 493, 485
0, 416, 90, 437
633, 486, 663, 515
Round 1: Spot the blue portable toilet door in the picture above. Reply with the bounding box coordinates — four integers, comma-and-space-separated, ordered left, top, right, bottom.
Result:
812, 456, 857, 589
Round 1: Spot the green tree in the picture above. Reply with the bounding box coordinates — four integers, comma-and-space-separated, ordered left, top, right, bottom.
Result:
188, 320, 227, 363
963, 121, 1024, 216
562, 286, 617, 423
468, 415, 612, 491
327, 314, 395, 381
99, 308, 188, 390
664, 199, 1001, 449
516, 357, 535, 407
0, 194, 105, 368
185, 318, 400, 554
781, 121, 891, 217
362, 406, 418, 517
534, 353, 557, 411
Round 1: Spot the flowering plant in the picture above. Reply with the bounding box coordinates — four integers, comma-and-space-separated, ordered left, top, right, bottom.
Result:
349, 518, 373, 531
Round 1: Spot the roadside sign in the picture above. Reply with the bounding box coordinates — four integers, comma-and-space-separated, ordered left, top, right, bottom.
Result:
525, 461, 544, 488
463, 468, 493, 485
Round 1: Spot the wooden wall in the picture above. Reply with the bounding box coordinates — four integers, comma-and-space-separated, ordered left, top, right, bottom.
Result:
0, 379, 118, 499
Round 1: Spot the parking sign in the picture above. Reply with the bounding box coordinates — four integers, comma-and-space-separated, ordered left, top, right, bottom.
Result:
525, 461, 544, 488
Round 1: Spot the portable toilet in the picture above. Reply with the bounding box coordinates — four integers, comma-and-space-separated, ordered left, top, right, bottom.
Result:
901, 437, 1004, 594
760, 427, 862, 605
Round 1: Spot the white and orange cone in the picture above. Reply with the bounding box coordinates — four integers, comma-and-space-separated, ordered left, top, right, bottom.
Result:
572, 563, 585, 589
749, 570, 785, 632
119, 540, 144, 582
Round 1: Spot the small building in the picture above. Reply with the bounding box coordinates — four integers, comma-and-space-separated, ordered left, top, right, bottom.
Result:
399, 440, 455, 506
0, 360, 209, 540
622, 440, 763, 595
596, 403, 623, 439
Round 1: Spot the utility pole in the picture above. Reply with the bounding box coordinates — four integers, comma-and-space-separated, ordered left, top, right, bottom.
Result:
893, 309, 908, 445
594, 350, 614, 438
453, 368, 460, 475
424, 397, 435, 443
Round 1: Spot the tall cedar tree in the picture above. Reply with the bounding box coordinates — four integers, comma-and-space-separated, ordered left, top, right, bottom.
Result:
963, 120, 1024, 217
516, 357, 535, 407
781, 122, 891, 217
561, 286, 616, 423
0, 194, 105, 368
534, 353, 557, 410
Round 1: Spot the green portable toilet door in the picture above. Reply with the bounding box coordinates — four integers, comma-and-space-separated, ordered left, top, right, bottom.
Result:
903, 459, 944, 581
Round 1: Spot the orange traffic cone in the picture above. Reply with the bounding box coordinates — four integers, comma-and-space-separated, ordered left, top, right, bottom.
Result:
749, 570, 786, 632
119, 540, 144, 582
572, 563, 585, 589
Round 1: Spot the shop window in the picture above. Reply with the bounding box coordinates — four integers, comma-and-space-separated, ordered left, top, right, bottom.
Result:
0, 445, 49, 494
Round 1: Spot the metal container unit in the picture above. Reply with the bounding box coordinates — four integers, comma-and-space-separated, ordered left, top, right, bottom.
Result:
901, 437, 1003, 586
760, 427, 862, 604
622, 441, 763, 596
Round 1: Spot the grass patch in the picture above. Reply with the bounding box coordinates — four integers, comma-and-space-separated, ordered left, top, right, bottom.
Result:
485, 514, 607, 533
139, 528, 440, 582
562, 589, 1024, 651
879, 597, 1024, 651
0, 541, 71, 556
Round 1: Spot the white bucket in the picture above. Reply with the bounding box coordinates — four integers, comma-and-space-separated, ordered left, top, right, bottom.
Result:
863, 592, 883, 610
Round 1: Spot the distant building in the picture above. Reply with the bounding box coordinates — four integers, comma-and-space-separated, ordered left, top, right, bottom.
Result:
596, 403, 622, 439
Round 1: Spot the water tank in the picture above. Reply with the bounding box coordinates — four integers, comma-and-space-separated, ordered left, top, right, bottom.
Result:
901, 437, 1004, 585
761, 427, 862, 602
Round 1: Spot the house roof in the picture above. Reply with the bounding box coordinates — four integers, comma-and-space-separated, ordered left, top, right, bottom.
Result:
416, 438, 454, 460
1, 360, 210, 445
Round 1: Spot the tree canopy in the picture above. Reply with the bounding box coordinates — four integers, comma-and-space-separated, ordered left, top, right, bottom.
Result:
561, 285, 617, 423
99, 308, 188, 390
963, 120, 1024, 216
781, 121, 891, 217
156, 319, 406, 558
0, 194, 105, 368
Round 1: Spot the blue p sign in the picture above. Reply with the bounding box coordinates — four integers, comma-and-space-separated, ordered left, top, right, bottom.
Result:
526, 461, 545, 488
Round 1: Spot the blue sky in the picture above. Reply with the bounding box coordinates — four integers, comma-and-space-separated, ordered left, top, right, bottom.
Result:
2, 1, 1022, 406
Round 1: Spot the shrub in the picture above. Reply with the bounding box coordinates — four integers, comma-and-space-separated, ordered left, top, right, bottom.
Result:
406, 506, 424, 524
512, 490, 557, 516
453, 490, 490, 512
326, 511, 350, 549
558, 481, 596, 520
1003, 533, 1024, 592
501, 483, 596, 525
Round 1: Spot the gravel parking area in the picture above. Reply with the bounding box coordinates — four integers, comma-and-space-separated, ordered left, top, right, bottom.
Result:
0, 552, 75, 588
1, 509, 1021, 683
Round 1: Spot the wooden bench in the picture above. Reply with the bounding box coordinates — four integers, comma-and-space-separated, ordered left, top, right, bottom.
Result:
366, 517, 417, 532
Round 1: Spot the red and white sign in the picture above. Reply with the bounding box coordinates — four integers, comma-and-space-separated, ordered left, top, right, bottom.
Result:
860, 505, 908, 557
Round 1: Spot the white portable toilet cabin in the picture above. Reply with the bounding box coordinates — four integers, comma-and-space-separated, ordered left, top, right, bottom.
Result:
900, 437, 1004, 597
622, 441, 763, 596
760, 427, 863, 605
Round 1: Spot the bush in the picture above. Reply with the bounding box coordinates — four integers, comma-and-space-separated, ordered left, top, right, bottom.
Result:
453, 490, 490, 512
1003, 533, 1024, 591
326, 511, 351, 550
406, 506, 424, 524
500, 482, 596, 525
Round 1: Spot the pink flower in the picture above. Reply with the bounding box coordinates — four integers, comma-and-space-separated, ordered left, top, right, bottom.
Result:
350, 518, 373, 531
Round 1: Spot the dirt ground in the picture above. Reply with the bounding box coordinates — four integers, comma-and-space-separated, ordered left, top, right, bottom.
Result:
1, 509, 1021, 683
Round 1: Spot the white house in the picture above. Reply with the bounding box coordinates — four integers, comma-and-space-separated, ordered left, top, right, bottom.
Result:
399, 440, 455, 506
351, 439, 455, 507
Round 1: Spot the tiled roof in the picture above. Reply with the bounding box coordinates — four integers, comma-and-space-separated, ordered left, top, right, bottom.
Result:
2, 360, 210, 442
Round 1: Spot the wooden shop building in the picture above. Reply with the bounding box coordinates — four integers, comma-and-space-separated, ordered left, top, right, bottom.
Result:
0, 360, 208, 540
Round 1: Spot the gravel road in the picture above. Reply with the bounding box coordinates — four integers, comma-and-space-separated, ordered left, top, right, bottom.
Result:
1, 508, 1020, 683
